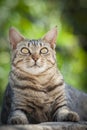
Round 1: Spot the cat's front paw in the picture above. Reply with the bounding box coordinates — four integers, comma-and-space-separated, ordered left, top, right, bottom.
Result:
8, 116, 29, 124
55, 109, 80, 122
59, 111, 80, 122
8, 110, 29, 124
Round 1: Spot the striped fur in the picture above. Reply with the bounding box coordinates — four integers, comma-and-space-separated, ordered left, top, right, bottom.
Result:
1, 28, 80, 124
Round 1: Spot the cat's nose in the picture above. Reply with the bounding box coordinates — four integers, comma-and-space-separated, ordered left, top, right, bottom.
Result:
32, 54, 39, 62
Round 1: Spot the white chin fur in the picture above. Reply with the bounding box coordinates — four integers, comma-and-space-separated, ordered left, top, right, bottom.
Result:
21, 65, 47, 75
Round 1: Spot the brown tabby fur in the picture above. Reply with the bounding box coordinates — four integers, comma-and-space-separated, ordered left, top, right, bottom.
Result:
1, 27, 87, 124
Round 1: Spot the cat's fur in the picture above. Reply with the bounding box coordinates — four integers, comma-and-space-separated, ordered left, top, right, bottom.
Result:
1, 27, 87, 124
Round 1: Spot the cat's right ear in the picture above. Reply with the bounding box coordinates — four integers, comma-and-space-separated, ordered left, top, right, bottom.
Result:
42, 26, 58, 49
9, 27, 24, 49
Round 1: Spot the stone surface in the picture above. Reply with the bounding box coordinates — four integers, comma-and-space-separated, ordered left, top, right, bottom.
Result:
0, 122, 87, 130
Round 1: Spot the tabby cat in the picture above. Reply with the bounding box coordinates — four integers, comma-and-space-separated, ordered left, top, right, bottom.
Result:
1, 27, 87, 124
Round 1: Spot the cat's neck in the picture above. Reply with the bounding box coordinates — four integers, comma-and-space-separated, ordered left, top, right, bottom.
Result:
34, 65, 64, 88
9, 64, 64, 89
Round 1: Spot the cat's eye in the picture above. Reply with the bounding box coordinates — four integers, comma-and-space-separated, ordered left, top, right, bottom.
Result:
40, 47, 48, 54
21, 47, 30, 54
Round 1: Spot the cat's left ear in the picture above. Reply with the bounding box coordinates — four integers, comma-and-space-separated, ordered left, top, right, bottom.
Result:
9, 27, 24, 49
42, 26, 58, 49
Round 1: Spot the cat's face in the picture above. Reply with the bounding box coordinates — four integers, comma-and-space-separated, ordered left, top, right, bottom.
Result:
9, 27, 57, 75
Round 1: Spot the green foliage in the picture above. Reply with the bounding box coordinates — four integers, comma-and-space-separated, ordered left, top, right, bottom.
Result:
0, 0, 87, 105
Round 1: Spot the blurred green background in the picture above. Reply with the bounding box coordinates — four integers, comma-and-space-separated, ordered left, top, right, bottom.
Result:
0, 0, 87, 108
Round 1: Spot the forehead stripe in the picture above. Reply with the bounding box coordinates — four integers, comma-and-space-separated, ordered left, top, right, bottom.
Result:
34, 40, 38, 46
28, 40, 44, 47
40, 42, 43, 46
28, 42, 30, 47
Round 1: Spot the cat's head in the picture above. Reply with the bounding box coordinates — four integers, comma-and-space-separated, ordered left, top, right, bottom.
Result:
9, 27, 58, 75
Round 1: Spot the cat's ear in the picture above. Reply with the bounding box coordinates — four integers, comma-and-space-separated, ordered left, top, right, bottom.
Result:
42, 26, 58, 49
9, 27, 24, 49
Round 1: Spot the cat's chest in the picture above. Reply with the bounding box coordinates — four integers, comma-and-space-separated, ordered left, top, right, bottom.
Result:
26, 90, 53, 122
13, 86, 55, 122
26, 89, 54, 107
14, 87, 54, 109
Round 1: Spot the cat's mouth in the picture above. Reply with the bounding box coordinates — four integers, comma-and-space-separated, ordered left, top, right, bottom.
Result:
31, 63, 40, 68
